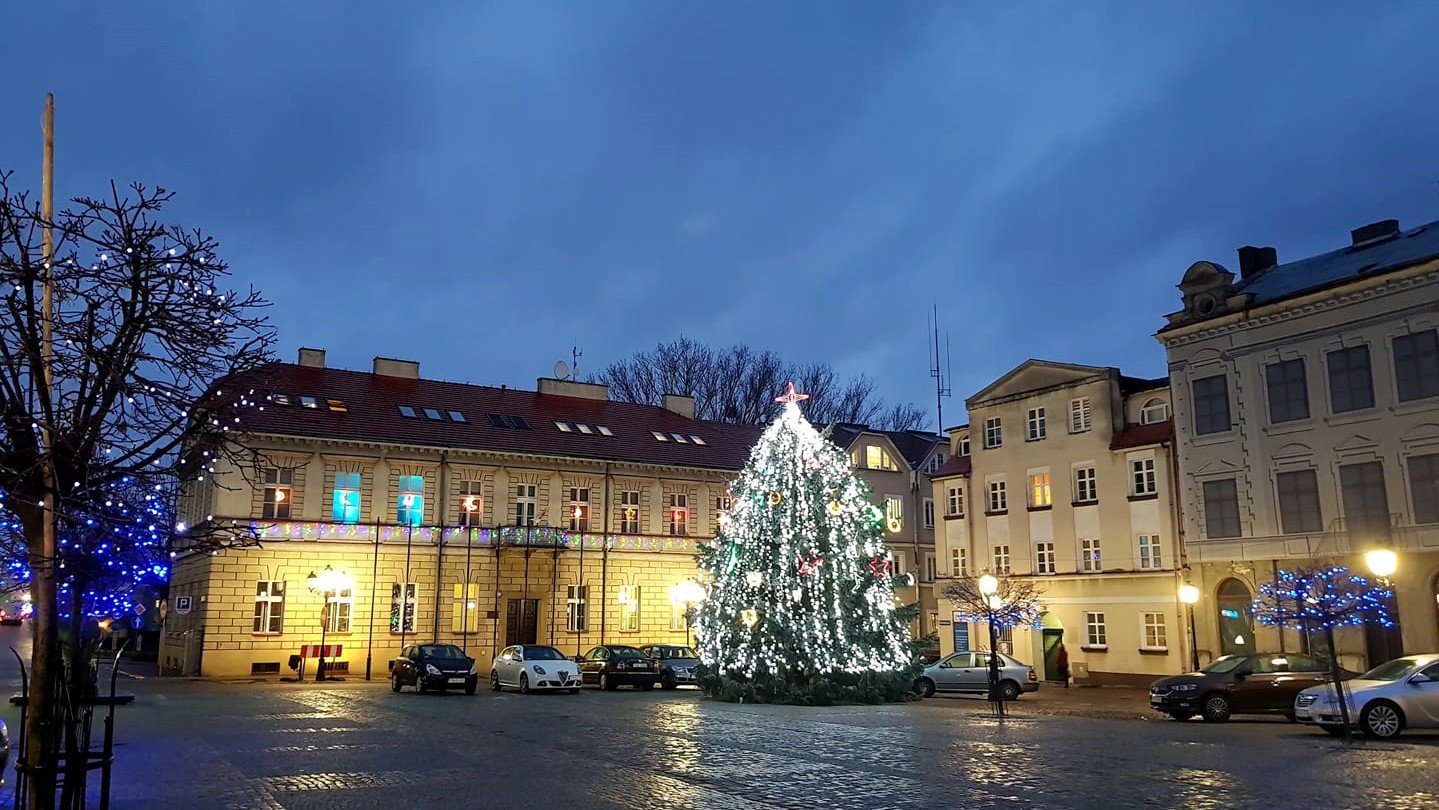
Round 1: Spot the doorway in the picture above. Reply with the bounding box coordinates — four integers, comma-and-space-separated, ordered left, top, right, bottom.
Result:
1039, 612, 1064, 683
505, 598, 539, 646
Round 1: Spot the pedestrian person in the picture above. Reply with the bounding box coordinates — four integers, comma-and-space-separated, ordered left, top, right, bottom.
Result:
1056, 643, 1070, 688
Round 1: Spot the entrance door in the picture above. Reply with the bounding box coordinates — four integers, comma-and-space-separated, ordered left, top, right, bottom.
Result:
1042, 629, 1064, 683
505, 598, 539, 646
1363, 613, 1403, 669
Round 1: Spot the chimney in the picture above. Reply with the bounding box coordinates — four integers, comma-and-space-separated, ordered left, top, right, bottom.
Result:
1236, 246, 1278, 280
536, 377, 609, 401
297, 347, 326, 368
662, 394, 695, 419
372, 357, 420, 379
1351, 219, 1401, 247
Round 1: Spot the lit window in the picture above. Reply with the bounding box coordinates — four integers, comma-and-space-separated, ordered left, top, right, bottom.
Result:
452, 583, 480, 633
300, 396, 318, 409
262, 469, 293, 520
1080, 538, 1101, 572
618, 585, 641, 632
556, 422, 573, 432
667, 493, 689, 536
1029, 473, 1052, 507
1142, 612, 1168, 649
569, 487, 591, 532
652, 431, 669, 441
457, 481, 484, 528
566, 584, 588, 632
252, 581, 285, 634
397, 475, 425, 526
390, 583, 417, 633
332, 472, 361, 524
325, 587, 352, 633
398, 406, 418, 419
885, 496, 903, 533
618, 490, 641, 534
1027, 408, 1046, 441
689, 435, 706, 445
327, 399, 348, 413
423, 408, 443, 421
1138, 535, 1162, 570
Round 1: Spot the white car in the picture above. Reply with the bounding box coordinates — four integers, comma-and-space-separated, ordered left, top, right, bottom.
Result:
490, 644, 582, 694
1294, 653, 1439, 739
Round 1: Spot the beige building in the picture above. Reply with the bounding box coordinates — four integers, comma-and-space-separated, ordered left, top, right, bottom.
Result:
931, 361, 1186, 686
1157, 217, 1439, 671
162, 350, 759, 679
827, 424, 947, 641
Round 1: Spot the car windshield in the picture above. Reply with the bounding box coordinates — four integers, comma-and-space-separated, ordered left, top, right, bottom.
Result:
420, 645, 467, 659
656, 646, 697, 659
610, 647, 645, 659
1200, 656, 1247, 674
1359, 658, 1420, 681
523, 646, 567, 661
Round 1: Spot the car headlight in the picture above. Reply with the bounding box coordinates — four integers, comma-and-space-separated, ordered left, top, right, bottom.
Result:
1171, 683, 1198, 692
532, 665, 548, 675
426, 664, 441, 676
468, 665, 477, 676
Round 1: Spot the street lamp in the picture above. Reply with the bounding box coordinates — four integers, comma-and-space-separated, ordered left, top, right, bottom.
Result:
308, 565, 353, 682
669, 580, 706, 647
978, 574, 1003, 705
1364, 549, 1397, 578
1179, 583, 1201, 672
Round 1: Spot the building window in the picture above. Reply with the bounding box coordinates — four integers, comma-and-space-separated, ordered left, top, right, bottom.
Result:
262, 469, 292, 519
515, 484, 537, 526
566, 584, 588, 632
1029, 473, 1052, 507
1142, 612, 1168, 650
1202, 479, 1241, 538
1027, 408, 1046, 441
1085, 612, 1107, 647
618, 490, 641, 534
884, 496, 904, 533
1408, 453, 1439, 525
1276, 469, 1323, 534
389, 583, 417, 634
1327, 345, 1374, 413
992, 545, 1010, 575
332, 471, 361, 524
618, 585, 641, 632
951, 547, 967, 577
923, 498, 935, 528
1140, 398, 1169, 425
670, 598, 689, 631
987, 481, 1007, 513
1339, 461, 1390, 536
397, 475, 424, 526
667, 493, 689, 536
924, 554, 937, 583
1080, 538, 1100, 572
452, 583, 480, 633
568, 487, 591, 532
1217, 579, 1256, 656
959, 435, 971, 456
946, 485, 965, 517
865, 445, 897, 471
984, 417, 1003, 449
1266, 358, 1310, 423
1192, 374, 1231, 435
457, 481, 484, 528
1069, 397, 1092, 433
1074, 467, 1098, 503
1035, 542, 1056, 574
715, 496, 732, 515
1138, 535, 1162, 570
1132, 458, 1157, 496
325, 588, 353, 634
1394, 329, 1439, 402
252, 581, 285, 634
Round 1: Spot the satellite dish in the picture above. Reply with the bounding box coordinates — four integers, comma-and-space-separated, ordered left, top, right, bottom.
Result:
554, 360, 570, 380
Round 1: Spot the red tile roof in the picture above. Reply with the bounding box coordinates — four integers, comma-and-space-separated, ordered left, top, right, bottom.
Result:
927, 455, 971, 479
1109, 420, 1174, 450
224, 363, 761, 471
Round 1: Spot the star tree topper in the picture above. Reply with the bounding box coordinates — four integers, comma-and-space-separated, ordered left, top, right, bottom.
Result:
775, 381, 810, 405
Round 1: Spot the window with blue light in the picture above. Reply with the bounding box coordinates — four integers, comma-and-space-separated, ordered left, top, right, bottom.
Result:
332, 472, 361, 524
398, 475, 425, 526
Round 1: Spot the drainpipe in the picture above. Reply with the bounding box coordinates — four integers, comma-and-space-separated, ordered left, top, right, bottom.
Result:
434, 451, 448, 642
1166, 437, 1192, 671
601, 463, 612, 643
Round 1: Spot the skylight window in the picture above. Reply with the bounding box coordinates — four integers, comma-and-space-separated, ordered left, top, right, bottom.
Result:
689, 435, 706, 445
597, 426, 613, 436
510, 415, 531, 430
488, 414, 532, 429
299, 396, 319, 409
399, 405, 418, 418
576, 424, 593, 434
556, 421, 573, 432
423, 408, 444, 421
271, 393, 291, 406
652, 431, 669, 441
448, 411, 466, 423
327, 399, 348, 413
487, 414, 506, 428
671, 433, 689, 443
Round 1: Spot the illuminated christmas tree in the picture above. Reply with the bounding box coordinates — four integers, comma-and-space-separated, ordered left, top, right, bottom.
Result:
694, 384, 918, 703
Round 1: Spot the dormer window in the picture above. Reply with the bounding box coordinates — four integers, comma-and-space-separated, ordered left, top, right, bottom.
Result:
1140, 398, 1170, 425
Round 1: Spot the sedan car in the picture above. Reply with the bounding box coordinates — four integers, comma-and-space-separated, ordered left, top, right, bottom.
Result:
914, 650, 1039, 700
490, 644, 582, 694
1295, 653, 1439, 739
639, 644, 700, 689
390, 643, 478, 695
576, 644, 658, 691
1149, 652, 1352, 722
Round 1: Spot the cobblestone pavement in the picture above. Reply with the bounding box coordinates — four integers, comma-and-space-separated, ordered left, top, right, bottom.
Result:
3, 676, 1437, 809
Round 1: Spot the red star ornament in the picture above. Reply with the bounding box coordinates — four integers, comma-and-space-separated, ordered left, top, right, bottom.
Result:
868, 556, 892, 578
798, 551, 823, 577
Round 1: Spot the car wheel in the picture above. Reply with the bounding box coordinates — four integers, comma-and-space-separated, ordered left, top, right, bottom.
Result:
416, 677, 428, 695
999, 680, 1021, 701
1167, 712, 1194, 722
1200, 694, 1231, 723
490, 671, 501, 692
661, 671, 677, 690
915, 677, 936, 698
568, 688, 580, 695
1284, 711, 1297, 723
519, 673, 530, 695
600, 672, 616, 691
390, 672, 402, 693
464, 680, 477, 696
1361, 701, 1403, 740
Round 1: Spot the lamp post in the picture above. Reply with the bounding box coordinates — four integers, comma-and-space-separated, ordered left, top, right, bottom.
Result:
1364, 548, 1400, 664
1179, 583, 1200, 672
670, 580, 705, 648
978, 574, 1002, 705
308, 565, 353, 682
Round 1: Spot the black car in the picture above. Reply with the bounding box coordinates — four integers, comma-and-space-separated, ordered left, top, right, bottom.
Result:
1150, 652, 1353, 722
639, 644, 700, 689
575, 644, 658, 690
390, 643, 479, 695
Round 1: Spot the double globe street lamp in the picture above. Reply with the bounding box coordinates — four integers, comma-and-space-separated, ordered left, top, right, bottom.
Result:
669, 580, 706, 647
978, 574, 1004, 705
1178, 583, 1201, 672
308, 565, 354, 682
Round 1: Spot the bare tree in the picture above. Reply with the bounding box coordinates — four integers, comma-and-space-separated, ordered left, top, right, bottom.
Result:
595, 337, 929, 430
941, 575, 1045, 711
0, 172, 274, 806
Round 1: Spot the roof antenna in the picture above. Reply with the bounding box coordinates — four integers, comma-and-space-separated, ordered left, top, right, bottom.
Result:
571, 343, 582, 381
929, 303, 951, 433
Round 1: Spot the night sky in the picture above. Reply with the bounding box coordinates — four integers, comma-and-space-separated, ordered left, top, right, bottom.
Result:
5, 2, 1439, 430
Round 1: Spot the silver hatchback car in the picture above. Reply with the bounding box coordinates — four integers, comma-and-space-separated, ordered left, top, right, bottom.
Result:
915, 650, 1039, 700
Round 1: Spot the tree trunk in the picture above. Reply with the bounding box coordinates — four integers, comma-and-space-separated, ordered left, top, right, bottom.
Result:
1324, 624, 1353, 745
20, 504, 60, 810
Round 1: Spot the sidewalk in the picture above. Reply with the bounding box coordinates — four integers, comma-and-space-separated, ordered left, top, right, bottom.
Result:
922, 684, 1160, 721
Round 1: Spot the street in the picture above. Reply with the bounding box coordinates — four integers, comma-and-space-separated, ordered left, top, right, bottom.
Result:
0, 647, 1433, 810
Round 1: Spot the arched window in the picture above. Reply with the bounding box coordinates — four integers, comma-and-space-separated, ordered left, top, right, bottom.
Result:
1140, 398, 1170, 425
1216, 578, 1255, 657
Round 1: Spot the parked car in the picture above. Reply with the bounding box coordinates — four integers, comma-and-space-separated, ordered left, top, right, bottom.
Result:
1295, 653, 1439, 739
1149, 652, 1353, 722
490, 644, 582, 694
390, 643, 478, 695
914, 650, 1039, 700
575, 644, 658, 691
638, 644, 700, 689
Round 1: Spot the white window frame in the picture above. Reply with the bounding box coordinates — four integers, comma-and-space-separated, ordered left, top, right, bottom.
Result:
667, 493, 689, 536
946, 485, 964, 517
988, 481, 1007, 513
992, 544, 1011, 575
569, 486, 591, 532
1080, 538, 1101, 573
984, 417, 1003, 449
1034, 541, 1056, 574
884, 495, 904, 533
1138, 535, 1162, 570
1132, 458, 1157, 496
1142, 612, 1168, 650
923, 498, 935, 528
1075, 466, 1098, 504
1069, 397, 1092, 433
390, 582, 417, 634
515, 484, 538, 526
326, 588, 353, 634
618, 490, 641, 534
618, 584, 641, 632
1026, 407, 1046, 441
566, 584, 589, 632
924, 554, 937, 583
1085, 612, 1107, 647
1029, 472, 1052, 508
397, 475, 425, 526
262, 468, 293, 520
253, 580, 285, 635
959, 435, 971, 456
457, 480, 484, 528
951, 547, 967, 577
1140, 398, 1169, 425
